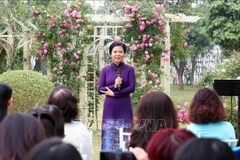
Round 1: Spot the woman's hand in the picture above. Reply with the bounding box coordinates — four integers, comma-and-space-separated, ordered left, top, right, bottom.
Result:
114, 77, 122, 89
100, 87, 114, 97
129, 147, 149, 160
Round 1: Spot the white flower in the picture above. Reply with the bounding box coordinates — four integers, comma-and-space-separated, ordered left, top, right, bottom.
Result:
221, 69, 226, 72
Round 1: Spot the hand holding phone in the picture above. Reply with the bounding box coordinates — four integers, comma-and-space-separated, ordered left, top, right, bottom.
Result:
129, 147, 149, 160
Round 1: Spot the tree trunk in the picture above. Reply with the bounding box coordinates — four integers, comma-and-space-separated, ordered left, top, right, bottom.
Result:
177, 61, 186, 90
172, 60, 187, 90
190, 56, 197, 85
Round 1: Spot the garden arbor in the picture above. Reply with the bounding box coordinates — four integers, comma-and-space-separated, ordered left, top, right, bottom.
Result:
0, 3, 201, 130
79, 14, 128, 129
0, 21, 32, 70
162, 13, 201, 95
79, 13, 200, 130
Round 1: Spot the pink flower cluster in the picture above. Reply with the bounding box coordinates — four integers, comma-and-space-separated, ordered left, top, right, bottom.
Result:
144, 51, 154, 62
176, 102, 189, 124
140, 79, 161, 91
32, 1, 92, 83
130, 34, 154, 53
32, 10, 39, 15
114, 36, 121, 42
124, 4, 166, 57
161, 53, 170, 62
148, 70, 158, 78
53, 66, 63, 71
141, 79, 147, 88
184, 42, 188, 47
122, 2, 167, 94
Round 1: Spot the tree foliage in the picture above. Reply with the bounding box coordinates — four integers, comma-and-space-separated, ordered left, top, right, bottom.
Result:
198, 52, 240, 88
165, 0, 195, 14
188, 23, 213, 55
204, 0, 240, 52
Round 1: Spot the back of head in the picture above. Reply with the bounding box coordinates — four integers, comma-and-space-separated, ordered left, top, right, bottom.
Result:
28, 107, 57, 137
147, 128, 196, 160
25, 137, 82, 160
41, 104, 65, 138
175, 138, 236, 160
0, 83, 12, 122
0, 112, 46, 160
47, 85, 79, 122
129, 91, 178, 149
189, 87, 226, 124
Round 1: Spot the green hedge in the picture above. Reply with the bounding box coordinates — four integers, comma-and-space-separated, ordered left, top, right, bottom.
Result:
0, 70, 54, 113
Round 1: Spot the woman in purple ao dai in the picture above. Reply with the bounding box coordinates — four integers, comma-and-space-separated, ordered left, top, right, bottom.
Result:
98, 41, 136, 150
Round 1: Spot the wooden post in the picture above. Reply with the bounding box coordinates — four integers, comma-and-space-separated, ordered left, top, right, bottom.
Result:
161, 19, 171, 96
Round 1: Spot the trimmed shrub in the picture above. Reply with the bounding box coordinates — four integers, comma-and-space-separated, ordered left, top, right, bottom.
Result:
0, 70, 54, 113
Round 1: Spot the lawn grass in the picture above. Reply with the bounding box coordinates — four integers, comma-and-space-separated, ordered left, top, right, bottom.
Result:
90, 85, 198, 160
170, 85, 198, 105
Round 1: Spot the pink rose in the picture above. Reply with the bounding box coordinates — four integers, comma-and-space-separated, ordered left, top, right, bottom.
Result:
114, 36, 121, 41
184, 42, 188, 47
139, 25, 145, 31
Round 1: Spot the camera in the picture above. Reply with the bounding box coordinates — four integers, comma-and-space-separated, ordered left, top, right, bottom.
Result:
100, 150, 137, 160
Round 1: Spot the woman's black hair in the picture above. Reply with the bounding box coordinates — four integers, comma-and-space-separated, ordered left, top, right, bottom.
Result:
25, 137, 82, 160
41, 104, 65, 138
0, 83, 12, 123
28, 107, 57, 137
174, 138, 237, 160
109, 41, 126, 55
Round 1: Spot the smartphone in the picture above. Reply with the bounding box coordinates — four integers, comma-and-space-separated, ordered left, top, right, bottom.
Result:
100, 151, 137, 160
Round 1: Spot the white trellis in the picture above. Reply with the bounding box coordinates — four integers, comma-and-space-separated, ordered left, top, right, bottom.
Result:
79, 14, 201, 130
0, 20, 33, 70
79, 25, 124, 130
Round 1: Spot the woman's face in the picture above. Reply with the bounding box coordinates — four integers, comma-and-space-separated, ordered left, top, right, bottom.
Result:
111, 46, 125, 65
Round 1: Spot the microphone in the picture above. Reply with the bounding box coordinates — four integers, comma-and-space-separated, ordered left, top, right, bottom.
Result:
117, 69, 121, 90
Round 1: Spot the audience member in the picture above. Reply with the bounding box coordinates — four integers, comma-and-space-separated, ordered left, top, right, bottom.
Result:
47, 85, 93, 160
147, 128, 196, 160
128, 91, 178, 150
42, 104, 65, 138
0, 112, 46, 160
186, 88, 235, 141
28, 107, 56, 137
0, 83, 12, 123
174, 138, 237, 160
25, 137, 82, 160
